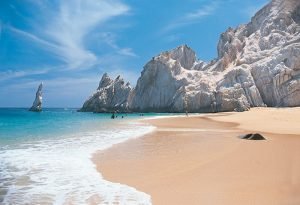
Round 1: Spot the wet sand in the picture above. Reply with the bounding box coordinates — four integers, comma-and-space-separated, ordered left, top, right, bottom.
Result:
93, 108, 300, 205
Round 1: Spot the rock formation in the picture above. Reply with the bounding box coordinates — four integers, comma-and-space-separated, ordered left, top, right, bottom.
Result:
129, 45, 265, 112
215, 0, 300, 108
79, 73, 132, 112
81, 0, 300, 113
29, 83, 43, 112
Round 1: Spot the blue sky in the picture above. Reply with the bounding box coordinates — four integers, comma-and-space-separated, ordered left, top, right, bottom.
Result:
0, 0, 269, 108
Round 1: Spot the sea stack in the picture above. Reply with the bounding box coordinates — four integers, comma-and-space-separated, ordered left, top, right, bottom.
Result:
79, 73, 132, 113
29, 83, 43, 112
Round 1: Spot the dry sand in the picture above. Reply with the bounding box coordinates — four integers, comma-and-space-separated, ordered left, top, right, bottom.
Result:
93, 108, 300, 205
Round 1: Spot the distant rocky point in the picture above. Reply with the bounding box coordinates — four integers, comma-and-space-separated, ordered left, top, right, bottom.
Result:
29, 83, 43, 112
80, 0, 300, 113
79, 74, 132, 113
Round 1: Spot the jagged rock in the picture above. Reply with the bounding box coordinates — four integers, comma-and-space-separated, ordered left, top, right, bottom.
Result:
215, 0, 300, 107
168, 45, 197, 70
129, 0, 300, 112
129, 47, 265, 112
29, 83, 43, 112
81, 0, 300, 113
79, 73, 132, 113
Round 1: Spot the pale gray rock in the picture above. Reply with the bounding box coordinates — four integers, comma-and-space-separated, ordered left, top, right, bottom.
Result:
129, 52, 265, 112
79, 73, 132, 112
29, 83, 43, 112
81, 0, 300, 113
238, 0, 300, 107
168, 45, 197, 70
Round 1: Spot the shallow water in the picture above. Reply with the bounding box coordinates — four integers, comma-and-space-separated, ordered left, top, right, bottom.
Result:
0, 108, 176, 204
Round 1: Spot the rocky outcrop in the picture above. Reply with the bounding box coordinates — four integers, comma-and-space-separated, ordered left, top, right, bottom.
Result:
29, 83, 43, 112
214, 0, 300, 108
129, 45, 265, 112
79, 73, 132, 112
81, 0, 300, 113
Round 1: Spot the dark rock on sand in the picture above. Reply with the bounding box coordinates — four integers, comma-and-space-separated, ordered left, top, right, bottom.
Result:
241, 133, 266, 140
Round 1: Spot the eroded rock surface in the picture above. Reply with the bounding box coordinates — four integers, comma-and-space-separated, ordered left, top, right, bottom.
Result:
29, 83, 43, 112
80, 74, 132, 112
81, 0, 300, 113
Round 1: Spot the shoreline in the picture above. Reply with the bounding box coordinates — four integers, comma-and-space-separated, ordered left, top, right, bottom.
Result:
93, 108, 300, 205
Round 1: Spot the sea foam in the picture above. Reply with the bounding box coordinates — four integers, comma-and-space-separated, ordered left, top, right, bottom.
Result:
0, 120, 155, 205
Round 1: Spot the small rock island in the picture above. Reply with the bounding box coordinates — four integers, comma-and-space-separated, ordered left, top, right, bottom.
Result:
29, 83, 43, 112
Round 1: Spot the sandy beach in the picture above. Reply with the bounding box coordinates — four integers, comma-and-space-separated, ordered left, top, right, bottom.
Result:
93, 108, 300, 205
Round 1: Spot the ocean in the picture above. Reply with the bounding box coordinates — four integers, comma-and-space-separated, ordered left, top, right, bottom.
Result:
0, 108, 172, 205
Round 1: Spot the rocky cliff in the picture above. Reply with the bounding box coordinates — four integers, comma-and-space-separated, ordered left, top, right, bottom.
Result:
79, 73, 132, 112
214, 0, 300, 107
129, 45, 265, 112
81, 0, 300, 113
29, 83, 43, 112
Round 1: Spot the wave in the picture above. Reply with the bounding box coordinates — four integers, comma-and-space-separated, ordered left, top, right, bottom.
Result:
0, 120, 155, 205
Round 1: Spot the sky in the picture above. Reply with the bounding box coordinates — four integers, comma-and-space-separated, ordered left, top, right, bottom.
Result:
0, 0, 269, 108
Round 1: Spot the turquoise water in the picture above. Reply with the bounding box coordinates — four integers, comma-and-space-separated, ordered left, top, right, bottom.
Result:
0, 108, 177, 205
0, 108, 169, 144
0, 108, 109, 144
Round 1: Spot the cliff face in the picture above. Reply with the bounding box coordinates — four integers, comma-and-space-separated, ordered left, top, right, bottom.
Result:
81, 0, 300, 113
79, 73, 132, 112
129, 45, 265, 112
29, 83, 43, 112
215, 0, 300, 107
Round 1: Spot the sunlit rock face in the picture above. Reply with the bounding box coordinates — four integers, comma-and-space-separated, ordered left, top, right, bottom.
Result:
130, 0, 300, 112
215, 0, 300, 107
81, 0, 300, 113
129, 44, 264, 113
29, 83, 43, 112
79, 73, 132, 113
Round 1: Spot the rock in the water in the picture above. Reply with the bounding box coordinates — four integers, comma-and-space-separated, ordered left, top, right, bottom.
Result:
81, 0, 300, 113
79, 73, 132, 113
241, 133, 266, 140
29, 83, 43, 112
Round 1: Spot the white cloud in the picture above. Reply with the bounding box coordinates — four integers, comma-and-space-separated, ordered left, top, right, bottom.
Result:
6, 25, 67, 61
117, 48, 137, 57
161, 1, 219, 33
0, 68, 50, 81
8, 0, 131, 70
185, 3, 218, 19
46, 0, 129, 69
99, 32, 138, 57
